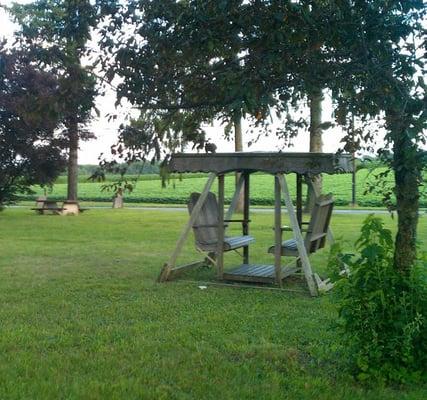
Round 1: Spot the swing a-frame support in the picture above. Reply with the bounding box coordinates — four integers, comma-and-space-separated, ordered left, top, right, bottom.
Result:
157, 152, 353, 296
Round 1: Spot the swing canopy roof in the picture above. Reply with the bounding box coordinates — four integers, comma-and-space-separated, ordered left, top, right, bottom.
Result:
169, 152, 353, 175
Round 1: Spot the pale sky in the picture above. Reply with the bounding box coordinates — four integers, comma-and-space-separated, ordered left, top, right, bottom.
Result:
1, 0, 375, 164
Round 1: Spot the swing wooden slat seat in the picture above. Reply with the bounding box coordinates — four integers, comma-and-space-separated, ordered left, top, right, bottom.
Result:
188, 192, 255, 253
268, 195, 334, 257
222, 263, 299, 284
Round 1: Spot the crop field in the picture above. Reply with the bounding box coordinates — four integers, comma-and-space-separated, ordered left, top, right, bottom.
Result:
0, 208, 426, 399
22, 169, 427, 207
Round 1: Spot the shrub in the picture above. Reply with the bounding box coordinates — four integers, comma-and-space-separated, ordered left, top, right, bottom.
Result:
330, 215, 427, 384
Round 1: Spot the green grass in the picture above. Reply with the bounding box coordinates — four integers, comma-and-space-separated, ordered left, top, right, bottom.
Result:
0, 209, 426, 399
21, 169, 427, 207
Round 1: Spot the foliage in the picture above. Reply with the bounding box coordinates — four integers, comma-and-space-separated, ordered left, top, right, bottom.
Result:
0, 45, 66, 207
97, 111, 213, 187
97, 0, 319, 169
331, 216, 427, 384
325, 0, 426, 274
325, 241, 353, 282
8, 0, 100, 135
7, 0, 111, 200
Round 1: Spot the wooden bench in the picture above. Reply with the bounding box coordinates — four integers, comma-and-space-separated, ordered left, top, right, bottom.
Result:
31, 199, 88, 215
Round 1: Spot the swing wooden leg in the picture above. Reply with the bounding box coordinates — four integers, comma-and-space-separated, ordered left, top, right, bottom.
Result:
279, 174, 318, 297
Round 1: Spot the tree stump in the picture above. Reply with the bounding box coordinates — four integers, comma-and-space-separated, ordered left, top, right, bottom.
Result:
112, 191, 124, 209
62, 200, 80, 215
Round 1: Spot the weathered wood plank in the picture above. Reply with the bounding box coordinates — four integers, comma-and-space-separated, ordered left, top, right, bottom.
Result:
279, 174, 318, 297
217, 174, 225, 280
169, 152, 353, 175
243, 172, 250, 264
223, 264, 300, 283
223, 272, 274, 284
168, 261, 207, 279
225, 173, 245, 221
274, 175, 283, 287
296, 174, 303, 228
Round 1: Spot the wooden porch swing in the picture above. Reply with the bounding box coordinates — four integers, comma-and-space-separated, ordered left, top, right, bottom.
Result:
157, 152, 353, 296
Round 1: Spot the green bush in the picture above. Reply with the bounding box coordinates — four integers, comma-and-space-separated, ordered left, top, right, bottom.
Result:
330, 216, 427, 384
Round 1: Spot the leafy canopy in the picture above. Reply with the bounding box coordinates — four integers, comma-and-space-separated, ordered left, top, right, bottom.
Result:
0, 45, 66, 206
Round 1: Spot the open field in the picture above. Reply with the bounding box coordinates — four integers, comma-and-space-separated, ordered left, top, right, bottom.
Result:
21, 169, 427, 207
0, 208, 426, 399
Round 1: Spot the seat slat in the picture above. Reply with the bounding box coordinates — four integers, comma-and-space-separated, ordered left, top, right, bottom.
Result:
223, 264, 300, 283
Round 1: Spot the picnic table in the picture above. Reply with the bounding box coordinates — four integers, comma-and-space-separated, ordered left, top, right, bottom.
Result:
32, 198, 88, 215
31, 199, 64, 215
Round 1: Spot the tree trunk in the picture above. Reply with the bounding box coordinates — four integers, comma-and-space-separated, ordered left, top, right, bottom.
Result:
389, 111, 420, 275
305, 89, 324, 212
67, 119, 79, 201
234, 111, 244, 213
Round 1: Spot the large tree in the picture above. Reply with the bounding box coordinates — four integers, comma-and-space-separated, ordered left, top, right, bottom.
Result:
323, 0, 426, 274
0, 45, 66, 208
101, 0, 425, 274
8, 0, 104, 201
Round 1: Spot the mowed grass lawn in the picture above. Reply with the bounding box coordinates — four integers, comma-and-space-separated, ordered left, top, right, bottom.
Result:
0, 209, 426, 399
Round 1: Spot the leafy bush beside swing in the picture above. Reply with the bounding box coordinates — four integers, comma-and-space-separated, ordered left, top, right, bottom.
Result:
329, 216, 427, 384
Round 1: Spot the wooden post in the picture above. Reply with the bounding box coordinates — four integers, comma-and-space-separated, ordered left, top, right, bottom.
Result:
158, 173, 216, 282
225, 174, 245, 221
233, 110, 245, 213
296, 174, 303, 271
351, 153, 357, 207
279, 174, 318, 296
243, 172, 250, 264
274, 175, 283, 287
296, 174, 303, 228
216, 174, 225, 279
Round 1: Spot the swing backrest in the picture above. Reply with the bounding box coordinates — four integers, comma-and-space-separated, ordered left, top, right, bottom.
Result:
188, 192, 219, 245
305, 194, 334, 254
